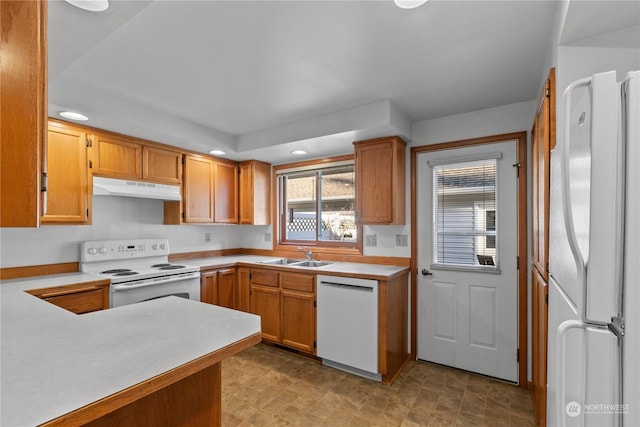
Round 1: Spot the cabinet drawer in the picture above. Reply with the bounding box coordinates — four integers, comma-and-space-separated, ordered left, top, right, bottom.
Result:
44, 289, 106, 314
251, 269, 279, 287
280, 272, 314, 293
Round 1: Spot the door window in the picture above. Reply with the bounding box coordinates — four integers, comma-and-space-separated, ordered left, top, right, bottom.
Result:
431, 158, 499, 270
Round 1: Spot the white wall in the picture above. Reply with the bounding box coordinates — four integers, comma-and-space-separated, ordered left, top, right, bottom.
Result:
0, 197, 247, 268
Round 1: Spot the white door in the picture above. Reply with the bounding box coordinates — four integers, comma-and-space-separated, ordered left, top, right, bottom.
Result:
417, 140, 519, 382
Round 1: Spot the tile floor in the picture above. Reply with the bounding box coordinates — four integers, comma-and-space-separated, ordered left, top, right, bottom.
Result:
221, 344, 535, 426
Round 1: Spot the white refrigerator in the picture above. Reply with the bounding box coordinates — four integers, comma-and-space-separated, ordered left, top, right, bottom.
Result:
547, 69, 639, 427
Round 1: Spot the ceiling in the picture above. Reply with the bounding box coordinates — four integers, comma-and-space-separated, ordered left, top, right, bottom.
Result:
48, 0, 559, 164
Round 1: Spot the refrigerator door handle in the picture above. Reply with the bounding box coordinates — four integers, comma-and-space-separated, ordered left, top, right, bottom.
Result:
561, 77, 591, 282
556, 319, 587, 427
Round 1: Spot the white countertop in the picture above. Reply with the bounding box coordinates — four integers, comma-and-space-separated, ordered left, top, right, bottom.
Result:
185, 255, 409, 280
0, 273, 260, 427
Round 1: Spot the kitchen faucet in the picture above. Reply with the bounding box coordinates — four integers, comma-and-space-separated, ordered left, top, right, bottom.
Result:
297, 246, 313, 261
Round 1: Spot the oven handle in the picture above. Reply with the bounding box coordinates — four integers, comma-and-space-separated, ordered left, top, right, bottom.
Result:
112, 272, 200, 292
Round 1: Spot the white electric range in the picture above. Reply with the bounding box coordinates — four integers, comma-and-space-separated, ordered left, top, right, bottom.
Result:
79, 239, 201, 308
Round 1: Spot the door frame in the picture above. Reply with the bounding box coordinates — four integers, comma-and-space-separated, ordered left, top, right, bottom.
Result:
410, 131, 528, 387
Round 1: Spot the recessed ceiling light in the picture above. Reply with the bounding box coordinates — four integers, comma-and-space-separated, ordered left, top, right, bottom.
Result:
64, 0, 109, 12
394, 0, 428, 9
209, 149, 226, 156
59, 111, 89, 121
291, 150, 308, 156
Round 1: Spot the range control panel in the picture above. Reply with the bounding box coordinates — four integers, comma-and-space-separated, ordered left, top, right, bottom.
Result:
80, 239, 170, 262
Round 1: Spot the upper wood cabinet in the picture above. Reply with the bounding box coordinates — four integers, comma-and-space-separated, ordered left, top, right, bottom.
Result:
354, 136, 406, 225
92, 134, 143, 180
143, 146, 182, 184
213, 161, 239, 224
239, 160, 271, 225
41, 121, 90, 224
532, 69, 555, 280
0, 1, 46, 227
183, 154, 214, 223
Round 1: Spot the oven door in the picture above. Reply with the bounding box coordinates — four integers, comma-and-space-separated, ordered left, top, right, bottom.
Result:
110, 272, 201, 308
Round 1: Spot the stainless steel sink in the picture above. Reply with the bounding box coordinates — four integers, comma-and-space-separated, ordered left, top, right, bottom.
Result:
259, 258, 305, 265
290, 260, 333, 268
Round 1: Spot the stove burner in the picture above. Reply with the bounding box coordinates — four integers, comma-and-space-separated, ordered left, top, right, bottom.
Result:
158, 265, 186, 270
113, 271, 139, 276
151, 263, 172, 268
101, 269, 133, 274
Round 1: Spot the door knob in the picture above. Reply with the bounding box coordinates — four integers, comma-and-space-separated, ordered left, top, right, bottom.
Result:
421, 269, 433, 276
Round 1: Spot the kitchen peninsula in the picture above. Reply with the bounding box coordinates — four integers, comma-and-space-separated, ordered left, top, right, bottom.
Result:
1, 273, 260, 427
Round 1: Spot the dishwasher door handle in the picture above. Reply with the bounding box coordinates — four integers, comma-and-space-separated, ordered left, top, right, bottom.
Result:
320, 281, 374, 292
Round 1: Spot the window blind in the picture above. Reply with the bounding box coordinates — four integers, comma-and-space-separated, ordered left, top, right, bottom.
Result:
432, 158, 498, 269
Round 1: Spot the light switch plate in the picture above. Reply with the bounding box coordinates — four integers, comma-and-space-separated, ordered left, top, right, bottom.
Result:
365, 234, 377, 246
396, 234, 408, 246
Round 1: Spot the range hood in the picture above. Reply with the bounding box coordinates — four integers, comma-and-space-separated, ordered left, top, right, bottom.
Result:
93, 177, 181, 201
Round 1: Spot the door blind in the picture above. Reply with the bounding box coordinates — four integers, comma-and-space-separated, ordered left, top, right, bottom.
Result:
431, 158, 498, 269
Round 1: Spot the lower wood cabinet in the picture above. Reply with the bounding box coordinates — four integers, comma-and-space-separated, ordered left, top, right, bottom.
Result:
27, 281, 110, 314
249, 268, 316, 355
532, 266, 549, 427
236, 267, 251, 312
200, 267, 236, 309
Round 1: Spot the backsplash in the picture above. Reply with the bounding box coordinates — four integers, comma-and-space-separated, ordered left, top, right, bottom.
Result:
0, 197, 255, 268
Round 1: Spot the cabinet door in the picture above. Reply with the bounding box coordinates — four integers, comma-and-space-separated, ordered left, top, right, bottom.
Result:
239, 160, 271, 225
532, 268, 548, 427
213, 161, 239, 224
236, 267, 251, 312
250, 284, 280, 342
281, 290, 316, 354
0, 0, 46, 227
143, 146, 182, 184
92, 134, 142, 179
184, 155, 214, 223
41, 122, 89, 224
216, 268, 236, 309
355, 136, 406, 224
532, 69, 554, 279
200, 270, 218, 305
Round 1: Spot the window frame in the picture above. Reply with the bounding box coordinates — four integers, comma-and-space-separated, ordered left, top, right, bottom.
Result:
273, 155, 362, 253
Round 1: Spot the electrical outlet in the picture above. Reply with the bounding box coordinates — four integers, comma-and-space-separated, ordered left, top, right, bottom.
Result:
264, 233, 271, 242
365, 234, 377, 247
204, 232, 211, 243
396, 234, 408, 246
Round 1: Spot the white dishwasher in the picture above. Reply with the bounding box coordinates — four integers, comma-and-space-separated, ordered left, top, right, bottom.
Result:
316, 275, 381, 381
